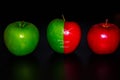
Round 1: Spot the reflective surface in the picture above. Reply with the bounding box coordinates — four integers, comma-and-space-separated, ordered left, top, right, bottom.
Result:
1, 55, 42, 80
1, 52, 120, 80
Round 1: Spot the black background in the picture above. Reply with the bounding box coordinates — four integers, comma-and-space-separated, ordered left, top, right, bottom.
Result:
1, 1, 120, 80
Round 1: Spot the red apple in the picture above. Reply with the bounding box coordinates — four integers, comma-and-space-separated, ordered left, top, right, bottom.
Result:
64, 21, 81, 54
87, 19, 120, 55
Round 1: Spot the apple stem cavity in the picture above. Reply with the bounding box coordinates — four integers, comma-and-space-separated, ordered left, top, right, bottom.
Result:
61, 14, 65, 22
21, 21, 25, 27
19, 21, 25, 28
103, 19, 109, 28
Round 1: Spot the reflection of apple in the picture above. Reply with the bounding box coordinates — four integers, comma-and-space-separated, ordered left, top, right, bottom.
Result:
88, 57, 115, 80
47, 17, 81, 54
48, 53, 81, 80
4, 21, 39, 56
87, 19, 120, 55
10, 58, 41, 80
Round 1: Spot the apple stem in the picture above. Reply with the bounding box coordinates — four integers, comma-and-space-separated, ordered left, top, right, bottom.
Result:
103, 19, 109, 28
105, 19, 108, 25
61, 14, 65, 22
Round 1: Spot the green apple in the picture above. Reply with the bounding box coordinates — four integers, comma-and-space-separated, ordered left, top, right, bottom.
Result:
47, 19, 64, 53
4, 21, 39, 56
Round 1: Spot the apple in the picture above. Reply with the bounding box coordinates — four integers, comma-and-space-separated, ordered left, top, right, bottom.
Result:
4, 21, 39, 56
87, 19, 120, 55
47, 16, 81, 54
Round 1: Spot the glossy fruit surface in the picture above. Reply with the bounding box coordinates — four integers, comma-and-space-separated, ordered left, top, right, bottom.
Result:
47, 19, 64, 53
47, 18, 81, 54
87, 20, 120, 55
64, 22, 81, 54
4, 21, 39, 56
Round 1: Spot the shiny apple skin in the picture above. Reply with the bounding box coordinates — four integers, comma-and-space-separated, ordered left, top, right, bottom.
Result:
47, 19, 81, 54
64, 22, 81, 54
47, 19, 64, 54
4, 21, 39, 56
87, 23, 120, 55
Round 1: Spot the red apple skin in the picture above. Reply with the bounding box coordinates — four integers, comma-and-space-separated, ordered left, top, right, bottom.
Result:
64, 22, 81, 54
87, 23, 120, 55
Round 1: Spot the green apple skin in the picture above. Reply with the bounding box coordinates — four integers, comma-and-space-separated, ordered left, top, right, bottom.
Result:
47, 19, 64, 53
4, 21, 39, 56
